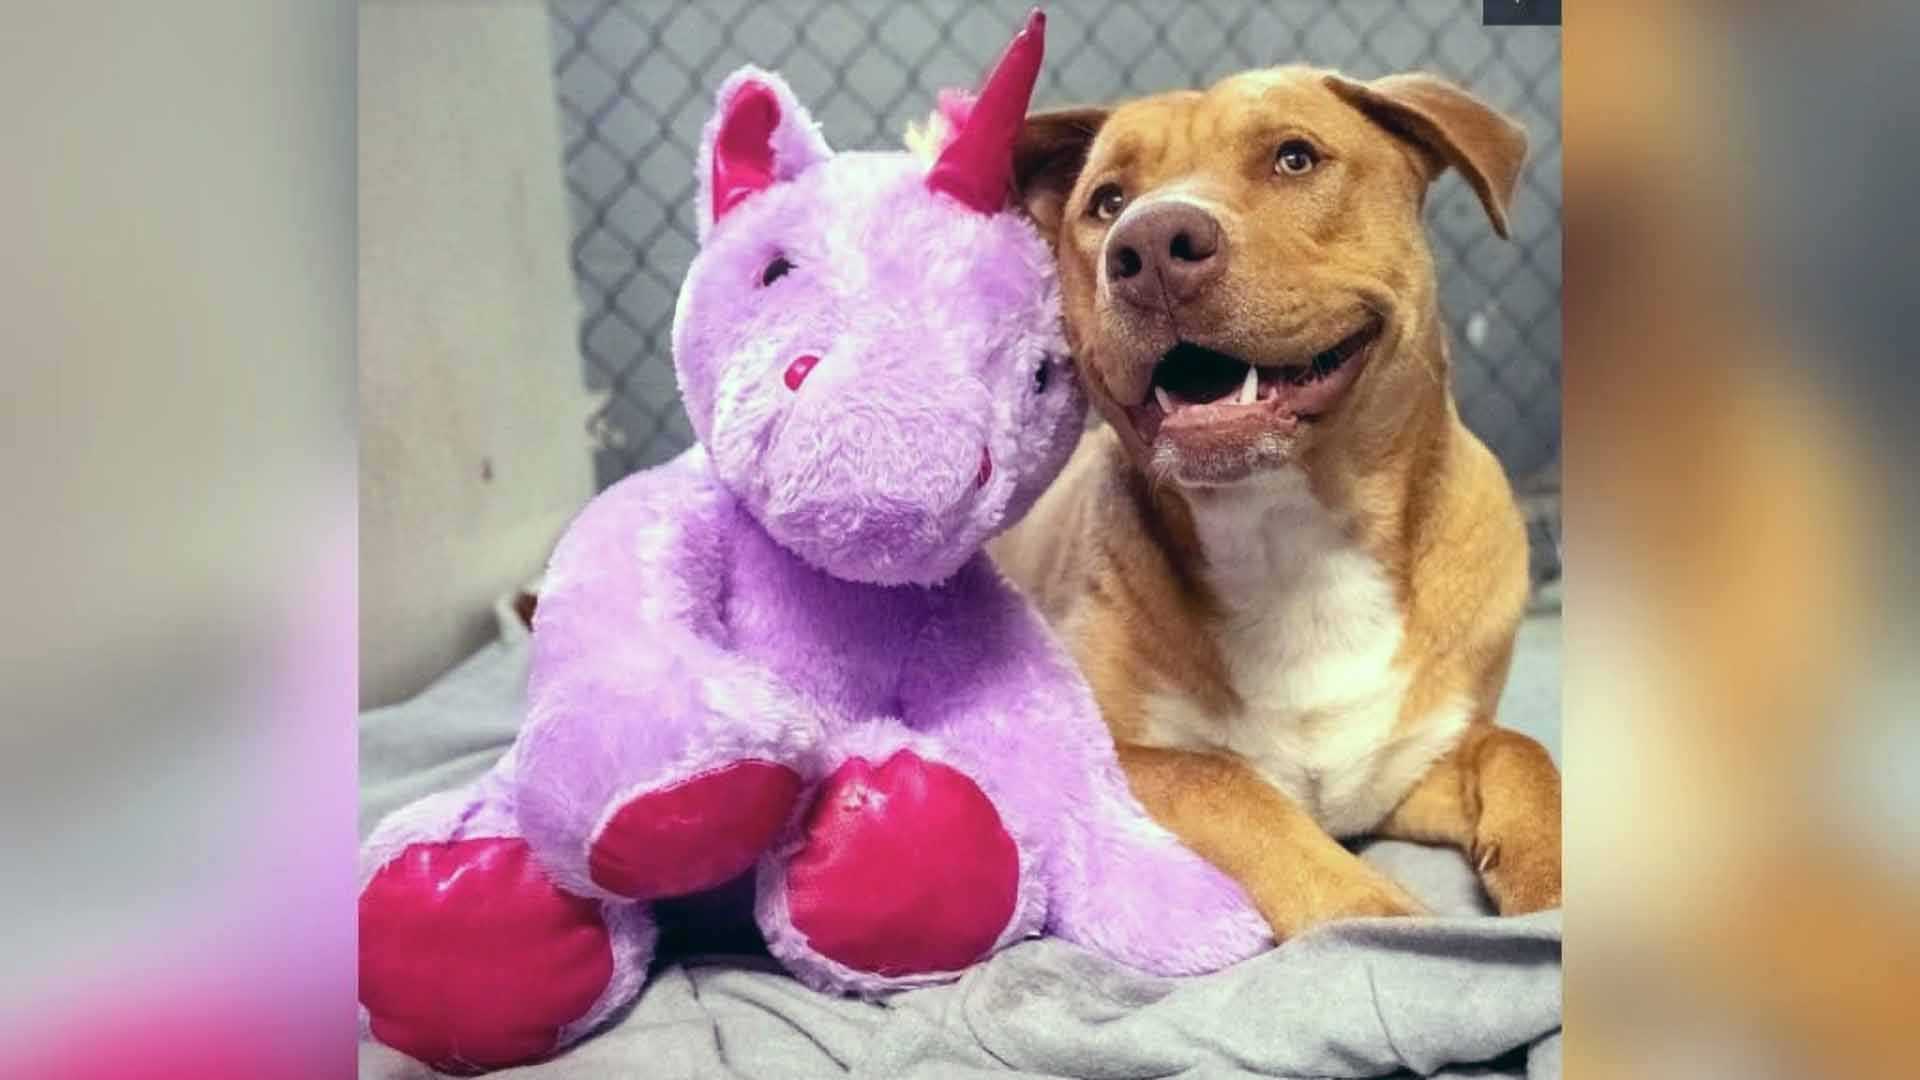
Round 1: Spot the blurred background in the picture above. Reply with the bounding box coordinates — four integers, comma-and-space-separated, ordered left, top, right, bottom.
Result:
363, 0, 1562, 707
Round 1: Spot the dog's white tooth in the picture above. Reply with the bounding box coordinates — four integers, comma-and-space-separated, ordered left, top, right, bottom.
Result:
1155, 386, 1175, 413
1238, 365, 1259, 404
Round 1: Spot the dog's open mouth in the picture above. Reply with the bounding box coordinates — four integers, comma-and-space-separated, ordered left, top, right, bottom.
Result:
1127, 318, 1383, 448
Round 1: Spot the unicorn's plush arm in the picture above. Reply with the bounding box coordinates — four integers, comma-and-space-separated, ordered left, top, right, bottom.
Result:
512, 449, 822, 901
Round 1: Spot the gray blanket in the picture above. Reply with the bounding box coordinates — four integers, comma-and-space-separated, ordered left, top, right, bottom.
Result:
360, 618, 1562, 1080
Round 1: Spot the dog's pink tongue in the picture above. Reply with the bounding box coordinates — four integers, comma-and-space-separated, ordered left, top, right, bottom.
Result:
1158, 396, 1301, 451
1163, 396, 1279, 427
1268, 356, 1366, 418
1267, 381, 1316, 418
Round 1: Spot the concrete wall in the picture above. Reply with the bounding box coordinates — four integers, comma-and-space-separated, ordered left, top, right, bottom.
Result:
360, 1, 593, 707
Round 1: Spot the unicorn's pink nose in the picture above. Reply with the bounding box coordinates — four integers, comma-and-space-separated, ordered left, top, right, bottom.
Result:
783, 354, 821, 390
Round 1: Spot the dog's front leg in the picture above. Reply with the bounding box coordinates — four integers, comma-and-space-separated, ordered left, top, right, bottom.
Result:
1116, 744, 1425, 940
1379, 724, 1562, 914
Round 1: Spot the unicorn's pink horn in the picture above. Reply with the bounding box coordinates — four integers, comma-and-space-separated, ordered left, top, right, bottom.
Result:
925, 9, 1046, 213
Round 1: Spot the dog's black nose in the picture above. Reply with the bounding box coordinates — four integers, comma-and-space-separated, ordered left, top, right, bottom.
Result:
1105, 201, 1225, 310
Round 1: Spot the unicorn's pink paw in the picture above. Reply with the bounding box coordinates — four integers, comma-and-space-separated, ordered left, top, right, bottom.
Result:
589, 759, 801, 900
359, 838, 613, 1074
785, 750, 1020, 976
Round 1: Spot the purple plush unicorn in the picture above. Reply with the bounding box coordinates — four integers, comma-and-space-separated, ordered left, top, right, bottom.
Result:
358, 12, 1268, 1073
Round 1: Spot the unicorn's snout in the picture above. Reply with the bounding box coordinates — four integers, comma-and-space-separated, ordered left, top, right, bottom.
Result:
758, 351, 993, 584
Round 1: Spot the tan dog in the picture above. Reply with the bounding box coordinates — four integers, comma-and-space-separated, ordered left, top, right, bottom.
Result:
991, 67, 1561, 938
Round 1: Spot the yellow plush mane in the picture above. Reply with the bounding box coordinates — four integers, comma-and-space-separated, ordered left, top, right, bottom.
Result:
902, 107, 954, 164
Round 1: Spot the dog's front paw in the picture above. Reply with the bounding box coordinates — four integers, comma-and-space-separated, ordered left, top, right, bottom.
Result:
1249, 861, 1426, 941
1341, 878, 1429, 921
1472, 822, 1562, 914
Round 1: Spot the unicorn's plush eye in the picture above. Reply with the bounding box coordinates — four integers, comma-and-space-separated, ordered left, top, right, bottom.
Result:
1032, 360, 1050, 393
760, 255, 793, 286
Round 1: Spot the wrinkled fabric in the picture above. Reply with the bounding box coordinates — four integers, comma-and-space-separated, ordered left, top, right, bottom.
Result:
361, 622, 1563, 1079
359, 839, 1559, 1080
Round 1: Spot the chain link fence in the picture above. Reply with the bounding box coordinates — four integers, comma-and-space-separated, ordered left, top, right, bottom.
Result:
547, 0, 1560, 585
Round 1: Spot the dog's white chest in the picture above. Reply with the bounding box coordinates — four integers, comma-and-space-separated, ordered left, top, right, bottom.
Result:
1140, 471, 1467, 837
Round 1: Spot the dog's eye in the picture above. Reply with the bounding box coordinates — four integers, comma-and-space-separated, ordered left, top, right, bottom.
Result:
1275, 140, 1319, 177
1033, 359, 1050, 394
1089, 183, 1126, 221
759, 255, 793, 286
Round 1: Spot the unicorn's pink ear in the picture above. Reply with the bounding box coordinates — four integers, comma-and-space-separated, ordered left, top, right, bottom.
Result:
697, 68, 832, 239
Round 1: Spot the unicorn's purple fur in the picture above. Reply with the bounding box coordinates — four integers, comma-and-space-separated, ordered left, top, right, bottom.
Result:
359, 24, 1269, 1072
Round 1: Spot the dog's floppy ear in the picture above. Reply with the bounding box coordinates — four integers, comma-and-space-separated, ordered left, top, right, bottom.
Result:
1325, 73, 1527, 239
1014, 106, 1109, 237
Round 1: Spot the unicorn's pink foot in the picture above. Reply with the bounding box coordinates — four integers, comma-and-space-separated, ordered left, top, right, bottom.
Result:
783, 750, 1021, 976
589, 759, 802, 900
359, 838, 623, 1074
